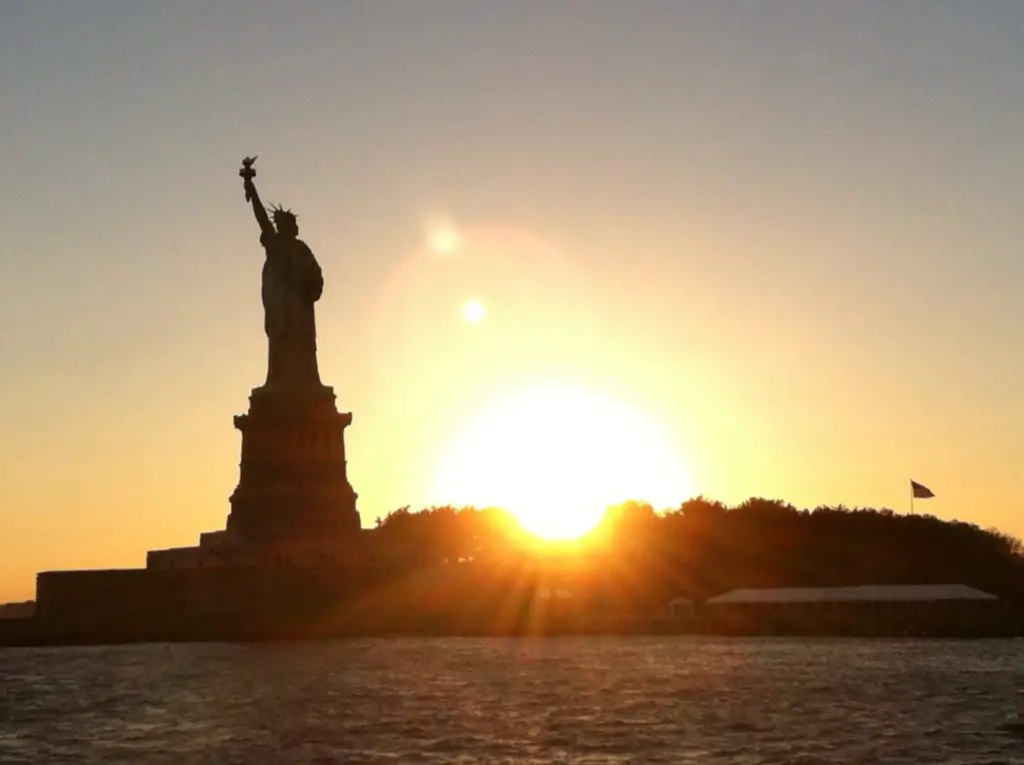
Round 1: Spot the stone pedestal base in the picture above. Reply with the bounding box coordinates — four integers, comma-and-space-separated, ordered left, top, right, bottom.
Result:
146, 382, 364, 571
226, 383, 361, 543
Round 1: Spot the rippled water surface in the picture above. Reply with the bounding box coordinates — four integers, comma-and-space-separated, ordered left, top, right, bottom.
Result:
1, 638, 1023, 763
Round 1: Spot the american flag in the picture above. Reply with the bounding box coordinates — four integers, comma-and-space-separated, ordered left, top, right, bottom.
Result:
910, 480, 935, 499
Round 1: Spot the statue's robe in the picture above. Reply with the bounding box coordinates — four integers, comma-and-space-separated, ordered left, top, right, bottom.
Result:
260, 230, 324, 388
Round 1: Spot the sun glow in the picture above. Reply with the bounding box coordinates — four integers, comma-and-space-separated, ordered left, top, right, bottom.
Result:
433, 386, 692, 539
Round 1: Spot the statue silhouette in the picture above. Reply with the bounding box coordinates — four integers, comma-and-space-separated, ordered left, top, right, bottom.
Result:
239, 157, 323, 389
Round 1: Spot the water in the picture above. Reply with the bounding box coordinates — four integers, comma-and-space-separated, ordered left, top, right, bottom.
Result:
0, 638, 1022, 764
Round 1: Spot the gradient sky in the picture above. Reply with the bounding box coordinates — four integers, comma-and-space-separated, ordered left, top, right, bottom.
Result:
3, 1, 1024, 600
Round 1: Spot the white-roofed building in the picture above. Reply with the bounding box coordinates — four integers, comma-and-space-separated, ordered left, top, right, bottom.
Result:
701, 584, 1005, 637
707, 584, 997, 605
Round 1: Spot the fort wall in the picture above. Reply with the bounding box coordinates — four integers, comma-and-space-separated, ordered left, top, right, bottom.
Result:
34, 565, 402, 640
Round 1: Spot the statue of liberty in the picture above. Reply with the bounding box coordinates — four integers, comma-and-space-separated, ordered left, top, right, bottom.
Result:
239, 157, 323, 389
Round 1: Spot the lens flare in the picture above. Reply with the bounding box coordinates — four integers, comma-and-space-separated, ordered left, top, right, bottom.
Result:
426, 223, 462, 258
462, 300, 486, 323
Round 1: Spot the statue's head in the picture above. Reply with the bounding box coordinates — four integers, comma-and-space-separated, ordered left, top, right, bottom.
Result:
270, 205, 299, 238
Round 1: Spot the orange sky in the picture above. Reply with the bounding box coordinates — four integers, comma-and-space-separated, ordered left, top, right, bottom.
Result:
3, 3, 1024, 601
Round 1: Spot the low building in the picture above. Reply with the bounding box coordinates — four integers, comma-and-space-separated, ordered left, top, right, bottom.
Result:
146, 529, 379, 569
0, 601, 35, 619
668, 597, 695, 620
702, 584, 1006, 637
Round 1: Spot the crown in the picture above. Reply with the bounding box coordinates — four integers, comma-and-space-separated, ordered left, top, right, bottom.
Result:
268, 204, 298, 224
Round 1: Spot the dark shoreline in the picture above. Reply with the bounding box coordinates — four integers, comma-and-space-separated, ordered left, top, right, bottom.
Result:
3, 616, 1019, 648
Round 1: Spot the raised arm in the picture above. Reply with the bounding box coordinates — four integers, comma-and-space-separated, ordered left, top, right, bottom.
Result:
240, 157, 274, 238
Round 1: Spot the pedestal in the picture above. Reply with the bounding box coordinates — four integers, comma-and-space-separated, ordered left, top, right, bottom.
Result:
225, 383, 361, 543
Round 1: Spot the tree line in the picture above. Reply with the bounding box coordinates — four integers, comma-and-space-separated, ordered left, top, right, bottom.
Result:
372, 498, 1024, 601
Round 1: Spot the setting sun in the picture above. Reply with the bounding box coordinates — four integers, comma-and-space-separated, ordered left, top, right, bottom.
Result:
433, 386, 692, 539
